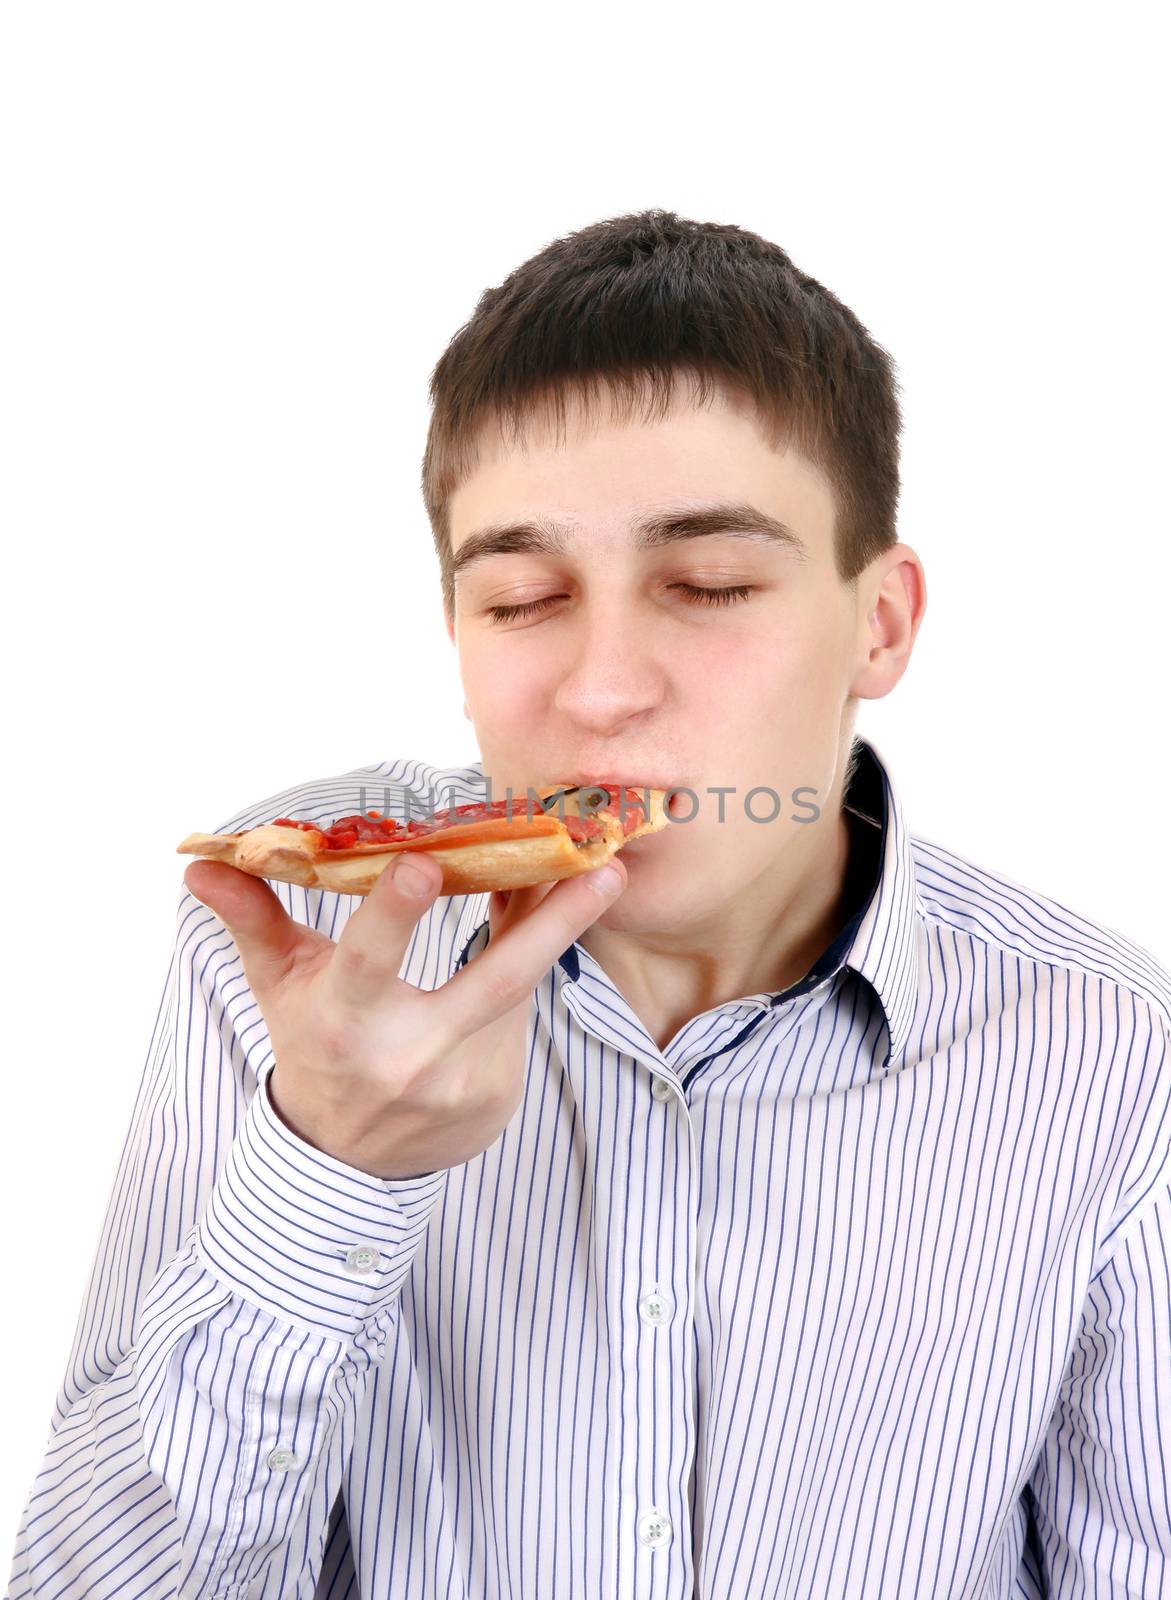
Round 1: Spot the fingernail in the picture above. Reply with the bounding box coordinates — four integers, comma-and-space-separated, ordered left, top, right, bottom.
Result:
585, 863, 623, 895
394, 856, 432, 897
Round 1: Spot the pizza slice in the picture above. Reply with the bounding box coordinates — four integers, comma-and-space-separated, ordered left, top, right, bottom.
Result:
177, 783, 670, 897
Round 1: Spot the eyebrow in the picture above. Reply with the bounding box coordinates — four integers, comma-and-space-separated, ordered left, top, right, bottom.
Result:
450, 501, 809, 583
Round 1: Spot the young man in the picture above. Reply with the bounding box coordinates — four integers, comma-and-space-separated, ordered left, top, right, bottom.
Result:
10, 211, 1170, 1599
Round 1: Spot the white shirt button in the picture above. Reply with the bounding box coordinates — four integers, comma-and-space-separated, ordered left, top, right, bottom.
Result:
638, 1285, 672, 1326
267, 1446, 300, 1471
637, 1507, 673, 1549
650, 1076, 675, 1102
344, 1244, 382, 1275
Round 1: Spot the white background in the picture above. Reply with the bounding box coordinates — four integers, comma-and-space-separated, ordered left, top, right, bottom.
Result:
2, 0, 1167, 1556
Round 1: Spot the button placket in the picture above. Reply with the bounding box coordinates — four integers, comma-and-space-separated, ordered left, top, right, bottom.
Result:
630, 1119, 682, 1561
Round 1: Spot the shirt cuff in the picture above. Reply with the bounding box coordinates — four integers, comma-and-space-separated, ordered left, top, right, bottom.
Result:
195, 1063, 448, 1342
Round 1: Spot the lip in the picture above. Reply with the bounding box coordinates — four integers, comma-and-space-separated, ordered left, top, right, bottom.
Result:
560, 774, 676, 792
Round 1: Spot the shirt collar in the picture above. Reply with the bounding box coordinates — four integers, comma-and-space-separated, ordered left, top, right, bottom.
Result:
836, 734, 925, 1074
450, 734, 923, 1074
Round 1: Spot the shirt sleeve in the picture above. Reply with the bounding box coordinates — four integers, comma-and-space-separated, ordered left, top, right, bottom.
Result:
6, 883, 449, 1600
1024, 1008, 1171, 1600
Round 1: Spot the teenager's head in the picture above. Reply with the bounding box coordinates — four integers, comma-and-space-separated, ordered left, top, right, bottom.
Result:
423, 209, 925, 932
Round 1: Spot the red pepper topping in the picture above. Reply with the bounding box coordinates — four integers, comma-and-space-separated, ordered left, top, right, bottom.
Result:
270, 785, 645, 851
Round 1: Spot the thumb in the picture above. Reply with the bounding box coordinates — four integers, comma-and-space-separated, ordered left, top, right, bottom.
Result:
183, 859, 303, 999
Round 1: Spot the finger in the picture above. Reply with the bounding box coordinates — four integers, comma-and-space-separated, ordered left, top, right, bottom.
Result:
485, 879, 558, 947
183, 859, 304, 1002
328, 849, 443, 1007
441, 859, 627, 1034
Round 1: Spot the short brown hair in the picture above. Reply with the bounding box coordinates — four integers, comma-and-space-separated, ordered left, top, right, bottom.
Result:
421, 208, 902, 619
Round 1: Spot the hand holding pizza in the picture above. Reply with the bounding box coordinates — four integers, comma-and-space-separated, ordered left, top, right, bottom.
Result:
182, 846, 627, 1180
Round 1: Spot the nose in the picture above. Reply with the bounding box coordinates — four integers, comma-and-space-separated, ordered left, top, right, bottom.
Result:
551, 597, 667, 736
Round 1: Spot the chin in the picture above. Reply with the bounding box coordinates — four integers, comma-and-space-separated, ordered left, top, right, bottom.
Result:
588, 851, 693, 931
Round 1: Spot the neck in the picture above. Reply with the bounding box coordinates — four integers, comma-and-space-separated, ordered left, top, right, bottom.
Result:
578, 802, 856, 1055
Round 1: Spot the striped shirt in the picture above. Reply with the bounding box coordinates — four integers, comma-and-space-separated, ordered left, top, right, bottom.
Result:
8, 734, 1171, 1600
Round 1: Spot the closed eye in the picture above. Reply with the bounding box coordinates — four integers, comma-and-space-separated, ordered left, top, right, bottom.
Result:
484, 583, 756, 625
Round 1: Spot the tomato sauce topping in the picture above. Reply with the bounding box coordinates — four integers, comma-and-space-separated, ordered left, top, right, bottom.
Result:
270, 785, 647, 851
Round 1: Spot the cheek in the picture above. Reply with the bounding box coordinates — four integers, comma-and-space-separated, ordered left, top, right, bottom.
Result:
732, 603, 849, 701
459, 641, 546, 734
460, 641, 503, 700
674, 626, 804, 726
677, 627, 761, 691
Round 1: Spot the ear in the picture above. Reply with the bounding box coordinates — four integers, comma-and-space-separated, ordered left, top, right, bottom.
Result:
849, 545, 927, 703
